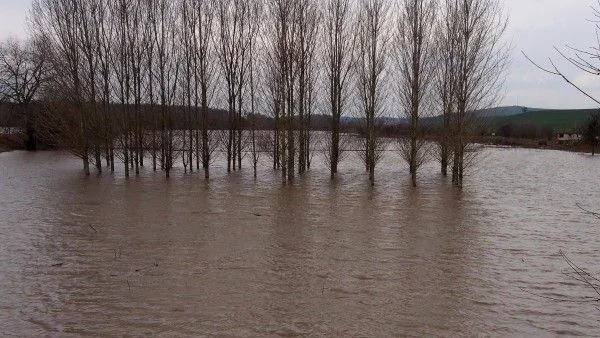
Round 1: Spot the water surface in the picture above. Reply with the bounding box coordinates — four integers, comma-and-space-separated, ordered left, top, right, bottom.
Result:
1, 148, 599, 337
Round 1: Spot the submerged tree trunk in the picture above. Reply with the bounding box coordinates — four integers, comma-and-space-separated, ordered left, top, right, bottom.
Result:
25, 107, 37, 151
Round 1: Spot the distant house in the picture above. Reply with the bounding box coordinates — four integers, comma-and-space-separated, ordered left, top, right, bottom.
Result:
557, 133, 582, 142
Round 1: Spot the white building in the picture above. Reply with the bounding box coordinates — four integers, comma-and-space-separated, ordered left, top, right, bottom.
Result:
557, 133, 582, 142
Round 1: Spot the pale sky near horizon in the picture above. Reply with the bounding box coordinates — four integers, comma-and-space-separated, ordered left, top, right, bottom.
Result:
0, 0, 598, 109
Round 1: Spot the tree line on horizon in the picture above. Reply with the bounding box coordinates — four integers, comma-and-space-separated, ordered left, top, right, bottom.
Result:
0, 0, 509, 187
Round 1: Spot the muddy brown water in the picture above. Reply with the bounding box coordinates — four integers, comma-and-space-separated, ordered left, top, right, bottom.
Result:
1, 148, 599, 337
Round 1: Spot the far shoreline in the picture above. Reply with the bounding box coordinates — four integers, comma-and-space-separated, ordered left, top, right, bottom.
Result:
474, 136, 595, 154
1, 134, 596, 157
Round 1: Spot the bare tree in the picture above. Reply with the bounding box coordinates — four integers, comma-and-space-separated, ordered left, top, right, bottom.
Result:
245, 2, 264, 178
151, 0, 181, 178
24, 0, 511, 187
523, 2, 600, 107
248, 34, 260, 178
394, 0, 436, 188
96, 0, 116, 172
523, 1, 600, 161
112, 0, 134, 177
356, 0, 389, 185
216, 0, 255, 173
181, 0, 196, 174
129, 1, 147, 175
32, 0, 93, 175
192, 0, 217, 179
264, 0, 298, 182
446, 0, 509, 188
0, 37, 49, 151
324, 0, 355, 179
296, 0, 319, 175
75, 0, 105, 173
433, 0, 459, 177
524, 205, 600, 308
263, 13, 284, 172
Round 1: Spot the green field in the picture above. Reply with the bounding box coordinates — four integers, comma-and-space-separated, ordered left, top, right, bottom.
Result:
485, 108, 599, 133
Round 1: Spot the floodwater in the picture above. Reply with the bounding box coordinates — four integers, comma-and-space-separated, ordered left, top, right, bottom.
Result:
1, 148, 599, 337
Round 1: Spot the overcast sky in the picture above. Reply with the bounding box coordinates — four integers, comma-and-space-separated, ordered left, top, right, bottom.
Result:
0, 0, 598, 109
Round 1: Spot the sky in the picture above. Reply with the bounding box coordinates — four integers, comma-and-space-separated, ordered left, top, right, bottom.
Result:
0, 0, 598, 109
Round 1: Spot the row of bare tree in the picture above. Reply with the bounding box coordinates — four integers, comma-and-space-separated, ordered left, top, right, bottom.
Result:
0, 0, 509, 187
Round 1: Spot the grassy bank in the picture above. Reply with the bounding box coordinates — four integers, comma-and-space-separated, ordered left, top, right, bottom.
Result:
476, 135, 593, 153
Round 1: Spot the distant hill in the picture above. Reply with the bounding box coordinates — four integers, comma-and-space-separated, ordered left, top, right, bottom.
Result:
477, 106, 546, 118
485, 108, 599, 133
1, 101, 595, 135
407, 106, 547, 128
415, 106, 599, 134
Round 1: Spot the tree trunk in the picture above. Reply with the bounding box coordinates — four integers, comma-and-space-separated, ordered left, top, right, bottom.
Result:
331, 123, 339, 180
95, 147, 102, 173
441, 144, 448, 176
25, 107, 37, 151
83, 155, 90, 176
